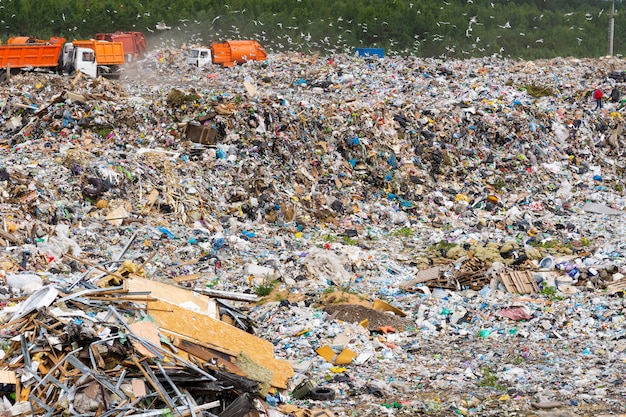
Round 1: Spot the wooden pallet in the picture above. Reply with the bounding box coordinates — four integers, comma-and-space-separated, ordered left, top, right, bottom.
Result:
606, 278, 626, 293
456, 271, 490, 290
499, 270, 540, 294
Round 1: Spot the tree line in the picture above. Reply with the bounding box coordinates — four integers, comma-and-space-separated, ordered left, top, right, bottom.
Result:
0, 0, 624, 59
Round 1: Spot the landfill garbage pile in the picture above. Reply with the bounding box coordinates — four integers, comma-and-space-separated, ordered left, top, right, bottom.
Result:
0, 50, 625, 417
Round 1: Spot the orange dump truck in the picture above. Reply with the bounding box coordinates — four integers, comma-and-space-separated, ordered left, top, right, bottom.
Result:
187, 40, 267, 68
0, 37, 65, 80
1, 36, 126, 81
95, 32, 148, 61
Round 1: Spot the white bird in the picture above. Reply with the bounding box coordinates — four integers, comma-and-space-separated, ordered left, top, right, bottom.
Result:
211, 15, 221, 25
498, 21, 511, 29
535, 39, 544, 43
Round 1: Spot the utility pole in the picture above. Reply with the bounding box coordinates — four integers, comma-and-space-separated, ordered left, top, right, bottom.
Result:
609, 0, 617, 56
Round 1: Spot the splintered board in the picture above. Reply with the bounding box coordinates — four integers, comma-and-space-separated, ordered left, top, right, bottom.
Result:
146, 299, 293, 388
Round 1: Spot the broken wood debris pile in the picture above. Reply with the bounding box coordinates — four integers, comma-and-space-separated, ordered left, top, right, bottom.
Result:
0, 273, 293, 417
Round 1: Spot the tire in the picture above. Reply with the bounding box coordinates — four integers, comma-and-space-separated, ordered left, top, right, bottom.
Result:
0, 72, 6, 84
309, 387, 335, 401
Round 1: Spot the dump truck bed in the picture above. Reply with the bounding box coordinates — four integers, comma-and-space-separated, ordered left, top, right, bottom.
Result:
0, 37, 65, 69
71, 40, 125, 65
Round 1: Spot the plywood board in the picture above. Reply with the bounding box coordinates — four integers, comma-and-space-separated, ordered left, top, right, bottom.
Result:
147, 299, 293, 388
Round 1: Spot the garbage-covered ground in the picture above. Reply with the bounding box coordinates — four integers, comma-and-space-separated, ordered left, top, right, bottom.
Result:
0, 50, 625, 417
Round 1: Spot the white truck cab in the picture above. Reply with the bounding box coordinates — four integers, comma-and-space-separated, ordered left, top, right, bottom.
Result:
188, 47, 212, 67
61, 43, 98, 78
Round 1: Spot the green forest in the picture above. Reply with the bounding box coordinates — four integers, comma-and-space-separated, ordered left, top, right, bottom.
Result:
1, 0, 625, 59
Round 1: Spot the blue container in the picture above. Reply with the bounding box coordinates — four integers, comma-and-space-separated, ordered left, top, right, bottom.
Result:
354, 48, 385, 58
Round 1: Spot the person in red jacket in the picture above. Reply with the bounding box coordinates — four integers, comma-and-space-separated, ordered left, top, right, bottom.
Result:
593, 87, 603, 110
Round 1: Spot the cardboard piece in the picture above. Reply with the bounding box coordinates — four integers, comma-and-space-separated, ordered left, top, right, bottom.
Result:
129, 321, 161, 358
131, 379, 147, 398
334, 349, 357, 365
0, 370, 16, 384
279, 405, 336, 417
372, 299, 407, 317
582, 202, 624, 215
243, 81, 258, 97
147, 299, 293, 388
105, 206, 129, 226
184, 123, 219, 145
315, 345, 356, 365
315, 345, 335, 363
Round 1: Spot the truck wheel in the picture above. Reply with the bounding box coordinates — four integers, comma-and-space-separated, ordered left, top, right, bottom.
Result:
0, 72, 7, 83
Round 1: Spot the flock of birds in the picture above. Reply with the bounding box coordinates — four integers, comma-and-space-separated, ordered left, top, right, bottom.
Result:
0, 0, 614, 58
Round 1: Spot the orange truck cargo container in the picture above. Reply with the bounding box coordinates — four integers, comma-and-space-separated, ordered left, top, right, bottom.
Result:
95, 32, 148, 61
0, 37, 65, 71
70, 40, 124, 66
210, 40, 267, 67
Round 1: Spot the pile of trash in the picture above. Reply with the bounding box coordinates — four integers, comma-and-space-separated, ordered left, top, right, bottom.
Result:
0, 50, 625, 416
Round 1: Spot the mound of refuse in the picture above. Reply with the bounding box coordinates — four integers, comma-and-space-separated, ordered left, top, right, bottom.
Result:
0, 51, 624, 416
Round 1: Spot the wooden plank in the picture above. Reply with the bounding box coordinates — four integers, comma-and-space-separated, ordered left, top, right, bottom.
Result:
127, 277, 218, 319
147, 299, 293, 389
517, 272, 529, 293
511, 272, 524, 293
499, 272, 516, 293
172, 273, 201, 283
173, 338, 246, 377
398, 267, 441, 289
0, 229, 20, 244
